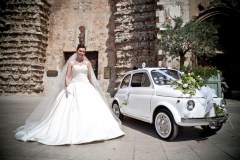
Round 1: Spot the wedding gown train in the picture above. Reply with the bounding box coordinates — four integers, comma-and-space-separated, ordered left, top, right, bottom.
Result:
15, 64, 125, 145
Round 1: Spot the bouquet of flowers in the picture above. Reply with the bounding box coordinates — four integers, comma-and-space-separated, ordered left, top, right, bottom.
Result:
172, 72, 204, 96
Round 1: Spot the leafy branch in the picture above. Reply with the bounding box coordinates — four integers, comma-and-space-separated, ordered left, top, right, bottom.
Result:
156, 17, 218, 67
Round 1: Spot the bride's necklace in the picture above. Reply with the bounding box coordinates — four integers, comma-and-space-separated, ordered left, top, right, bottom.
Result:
76, 58, 83, 63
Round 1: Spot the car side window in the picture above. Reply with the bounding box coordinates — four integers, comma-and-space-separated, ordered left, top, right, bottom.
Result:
141, 72, 151, 87
120, 74, 131, 88
131, 72, 151, 87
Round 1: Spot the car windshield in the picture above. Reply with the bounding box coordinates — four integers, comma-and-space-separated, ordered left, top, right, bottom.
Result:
151, 69, 179, 85
159, 69, 181, 80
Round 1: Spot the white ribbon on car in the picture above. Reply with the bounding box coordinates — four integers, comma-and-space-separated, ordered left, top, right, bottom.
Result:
199, 86, 216, 114
121, 86, 130, 106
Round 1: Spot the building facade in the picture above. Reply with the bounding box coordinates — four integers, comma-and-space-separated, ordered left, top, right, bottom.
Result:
1, 0, 240, 98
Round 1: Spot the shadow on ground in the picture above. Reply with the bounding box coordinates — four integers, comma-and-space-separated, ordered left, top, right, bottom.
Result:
122, 117, 217, 142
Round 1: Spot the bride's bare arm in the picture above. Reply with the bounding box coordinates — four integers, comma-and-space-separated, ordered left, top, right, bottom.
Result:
65, 61, 73, 87
87, 62, 92, 84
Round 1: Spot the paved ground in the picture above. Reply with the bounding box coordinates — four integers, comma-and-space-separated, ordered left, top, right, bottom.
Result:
0, 95, 239, 160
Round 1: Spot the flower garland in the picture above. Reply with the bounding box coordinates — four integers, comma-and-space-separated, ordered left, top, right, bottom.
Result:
214, 104, 227, 117
204, 104, 228, 122
172, 72, 204, 96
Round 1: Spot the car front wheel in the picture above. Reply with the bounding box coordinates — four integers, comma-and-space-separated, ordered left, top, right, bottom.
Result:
112, 102, 124, 121
154, 109, 179, 140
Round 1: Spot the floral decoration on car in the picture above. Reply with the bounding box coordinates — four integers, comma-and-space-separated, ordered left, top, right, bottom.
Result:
172, 72, 204, 96
214, 104, 227, 117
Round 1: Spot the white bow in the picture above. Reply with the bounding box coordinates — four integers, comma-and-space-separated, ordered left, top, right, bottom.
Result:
199, 86, 216, 114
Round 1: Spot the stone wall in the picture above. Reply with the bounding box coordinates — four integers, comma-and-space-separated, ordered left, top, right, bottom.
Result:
188, 0, 210, 19
0, 0, 51, 95
114, 0, 158, 86
43, 0, 117, 99
0, 0, 208, 97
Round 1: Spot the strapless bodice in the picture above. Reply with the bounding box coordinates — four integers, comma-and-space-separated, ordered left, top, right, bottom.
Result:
70, 64, 89, 83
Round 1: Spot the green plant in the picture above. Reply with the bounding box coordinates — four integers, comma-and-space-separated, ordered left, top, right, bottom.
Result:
156, 17, 218, 67
180, 65, 218, 80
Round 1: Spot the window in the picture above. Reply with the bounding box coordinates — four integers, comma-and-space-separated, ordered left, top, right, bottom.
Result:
151, 71, 166, 85
120, 74, 131, 88
151, 70, 176, 85
160, 69, 181, 80
141, 72, 151, 87
131, 72, 151, 87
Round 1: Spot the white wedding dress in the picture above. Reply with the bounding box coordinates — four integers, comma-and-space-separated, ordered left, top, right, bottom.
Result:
15, 64, 124, 145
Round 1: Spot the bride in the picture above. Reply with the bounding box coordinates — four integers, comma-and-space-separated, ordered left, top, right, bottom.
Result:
14, 44, 125, 145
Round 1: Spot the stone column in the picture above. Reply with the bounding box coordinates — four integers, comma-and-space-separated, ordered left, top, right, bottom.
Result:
0, 0, 51, 94
114, 0, 158, 87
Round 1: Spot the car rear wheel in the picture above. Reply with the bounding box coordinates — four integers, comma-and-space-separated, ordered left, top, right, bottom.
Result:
154, 109, 179, 140
112, 102, 124, 121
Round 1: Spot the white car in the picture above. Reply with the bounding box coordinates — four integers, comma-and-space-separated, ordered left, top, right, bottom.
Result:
112, 67, 228, 140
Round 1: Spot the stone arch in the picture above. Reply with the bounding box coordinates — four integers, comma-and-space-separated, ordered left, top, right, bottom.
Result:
196, 5, 240, 99
196, 6, 239, 22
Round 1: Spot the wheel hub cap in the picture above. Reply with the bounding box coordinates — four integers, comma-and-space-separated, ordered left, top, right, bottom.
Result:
155, 112, 172, 138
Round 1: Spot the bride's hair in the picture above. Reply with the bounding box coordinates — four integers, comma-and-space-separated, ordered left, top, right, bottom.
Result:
76, 43, 86, 50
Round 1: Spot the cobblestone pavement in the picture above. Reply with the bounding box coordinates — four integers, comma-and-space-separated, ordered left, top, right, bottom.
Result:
0, 96, 239, 160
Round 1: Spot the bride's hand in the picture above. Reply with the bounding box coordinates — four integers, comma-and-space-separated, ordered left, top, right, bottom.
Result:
64, 88, 71, 98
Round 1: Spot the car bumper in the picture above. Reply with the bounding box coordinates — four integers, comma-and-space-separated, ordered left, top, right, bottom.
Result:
178, 115, 228, 126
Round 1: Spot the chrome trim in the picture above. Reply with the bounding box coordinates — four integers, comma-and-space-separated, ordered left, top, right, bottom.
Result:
181, 116, 228, 124
220, 99, 227, 108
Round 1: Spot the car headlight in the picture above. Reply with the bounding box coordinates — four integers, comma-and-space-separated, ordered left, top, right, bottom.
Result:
220, 99, 227, 108
186, 100, 195, 111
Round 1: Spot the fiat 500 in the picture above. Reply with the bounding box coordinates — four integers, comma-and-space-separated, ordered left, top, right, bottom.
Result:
112, 67, 228, 140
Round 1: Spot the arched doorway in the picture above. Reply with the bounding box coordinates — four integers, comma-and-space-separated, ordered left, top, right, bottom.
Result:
196, 5, 240, 99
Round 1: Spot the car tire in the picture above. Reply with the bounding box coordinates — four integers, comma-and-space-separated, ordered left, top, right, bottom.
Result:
112, 102, 124, 121
201, 123, 223, 133
154, 109, 179, 140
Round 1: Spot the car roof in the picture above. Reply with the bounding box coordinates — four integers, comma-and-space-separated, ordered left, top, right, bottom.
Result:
125, 67, 180, 75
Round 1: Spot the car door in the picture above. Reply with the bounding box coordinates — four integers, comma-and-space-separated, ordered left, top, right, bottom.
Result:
117, 74, 132, 114
127, 72, 154, 118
